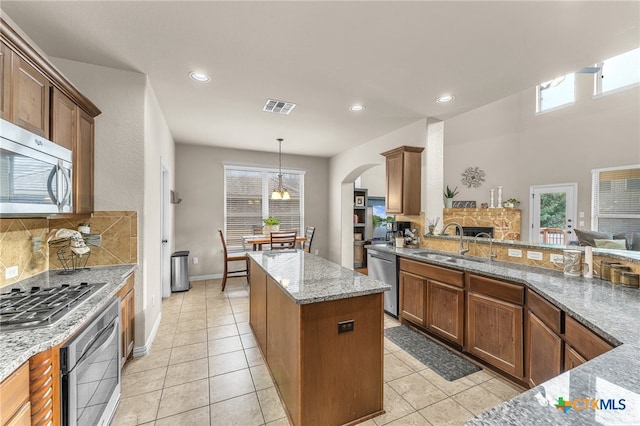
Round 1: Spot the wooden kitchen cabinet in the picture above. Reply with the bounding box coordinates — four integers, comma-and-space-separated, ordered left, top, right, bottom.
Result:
381, 146, 423, 215
74, 109, 95, 214
0, 362, 30, 426
29, 347, 60, 426
399, 258, 465, 346
51, 87, 76, 151
525, 290, 562, 387
563, 315, 613, 367
466, 274, 524, 379
564, 344, 587, 370
0, 41, 12, 120
399, 270, 426, 326
249, 260, 268, 351
11, 55, 50, 138
116, 273, 135, 367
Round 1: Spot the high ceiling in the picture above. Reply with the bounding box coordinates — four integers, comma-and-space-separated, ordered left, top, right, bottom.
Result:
1, 1, 638, 157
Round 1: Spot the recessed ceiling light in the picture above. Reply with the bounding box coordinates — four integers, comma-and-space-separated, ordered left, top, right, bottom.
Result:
189, 71, 210, 83
349, 104, 366, 112
436, 95, 455, 103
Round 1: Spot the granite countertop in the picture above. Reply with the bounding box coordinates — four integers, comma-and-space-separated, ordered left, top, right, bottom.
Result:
367, 244, 640, 425
248, 249, 390, 304
0, 264, 137, 382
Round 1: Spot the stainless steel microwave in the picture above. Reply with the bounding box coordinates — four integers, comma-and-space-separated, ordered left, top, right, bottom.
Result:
0, 119, 72, 216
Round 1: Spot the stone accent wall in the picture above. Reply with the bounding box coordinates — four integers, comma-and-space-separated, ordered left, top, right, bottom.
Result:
443, 208, 521, 240
0, 211, 137, 289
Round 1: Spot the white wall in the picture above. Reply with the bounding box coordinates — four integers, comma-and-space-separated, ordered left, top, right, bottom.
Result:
444, 74, 640, 240
51, 58, 175, 352
174, 144, 329, 278
358, 165, 385, 198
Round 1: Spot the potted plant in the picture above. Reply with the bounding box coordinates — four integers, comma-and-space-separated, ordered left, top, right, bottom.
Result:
263, 216, 281, 234
443, 185, 459, 208
503, 198, 520, 208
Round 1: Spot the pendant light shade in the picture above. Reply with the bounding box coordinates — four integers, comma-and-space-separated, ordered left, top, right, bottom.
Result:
271, 138, 290, 200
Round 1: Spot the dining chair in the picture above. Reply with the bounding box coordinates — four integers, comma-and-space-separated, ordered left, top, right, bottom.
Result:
303, 226, 316, 253
218, 229, 249, 291
270, 230, 297, 250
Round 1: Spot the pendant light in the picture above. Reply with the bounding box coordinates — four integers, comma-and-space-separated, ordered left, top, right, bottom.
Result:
271, 138, 290, 200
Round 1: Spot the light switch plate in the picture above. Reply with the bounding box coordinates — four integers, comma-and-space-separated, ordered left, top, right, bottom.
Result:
508, 249, 522, 258
527, 251, 543, 260
550, 254, 564, 263
5, 265, 18, 279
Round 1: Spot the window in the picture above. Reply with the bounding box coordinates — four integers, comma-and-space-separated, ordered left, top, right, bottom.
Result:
595, 48, 640, 96
591, 165, 640, 234
224, 164, 305, 250
536, 73, 575, 113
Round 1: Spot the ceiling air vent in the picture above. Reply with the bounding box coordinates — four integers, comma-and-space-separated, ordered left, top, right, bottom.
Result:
263, 99, 296, 115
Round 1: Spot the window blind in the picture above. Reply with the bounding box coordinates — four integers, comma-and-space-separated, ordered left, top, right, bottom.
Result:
224, 165, 305, 249
592, 165, 640, 234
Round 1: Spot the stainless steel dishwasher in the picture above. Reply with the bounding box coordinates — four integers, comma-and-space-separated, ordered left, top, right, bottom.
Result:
367, 247, 398, 317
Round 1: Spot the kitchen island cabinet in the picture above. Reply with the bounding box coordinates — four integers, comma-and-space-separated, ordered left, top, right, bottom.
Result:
0, 362, 30, 426
248, 250, 389, 426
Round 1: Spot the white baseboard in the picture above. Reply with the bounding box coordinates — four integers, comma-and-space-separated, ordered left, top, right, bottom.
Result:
189, 273, 222, 281
132, 311, 162, 358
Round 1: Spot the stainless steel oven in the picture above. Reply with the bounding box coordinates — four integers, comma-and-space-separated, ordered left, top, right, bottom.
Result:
61, 298, 120, 426
0, 118, 72, 215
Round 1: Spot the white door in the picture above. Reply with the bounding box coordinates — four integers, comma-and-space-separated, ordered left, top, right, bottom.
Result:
530, 183, 577, 244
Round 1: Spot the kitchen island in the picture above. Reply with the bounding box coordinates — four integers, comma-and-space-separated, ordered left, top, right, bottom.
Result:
248, 250, 390, 426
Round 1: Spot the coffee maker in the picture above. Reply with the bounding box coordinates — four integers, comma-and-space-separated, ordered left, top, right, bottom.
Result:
386, 221, 411, 245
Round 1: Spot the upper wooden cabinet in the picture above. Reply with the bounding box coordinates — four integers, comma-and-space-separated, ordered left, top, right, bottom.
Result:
381, 146, 424, 215
0, 41, 12, 120
75, 110, 95, 214
1, 17, 101, 217
51, 87, 76, 150
11, 55, 50, 138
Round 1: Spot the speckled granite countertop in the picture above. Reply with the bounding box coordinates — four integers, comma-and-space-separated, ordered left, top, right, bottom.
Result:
248, 249, 390, 304
0, 264, 136, 382
366, 245, 640, 425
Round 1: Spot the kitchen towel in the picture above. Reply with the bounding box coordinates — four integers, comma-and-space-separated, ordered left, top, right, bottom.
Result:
385, 325, 480, 381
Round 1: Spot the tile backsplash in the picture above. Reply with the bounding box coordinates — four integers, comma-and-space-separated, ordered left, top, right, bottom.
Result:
0, 211, 137, 288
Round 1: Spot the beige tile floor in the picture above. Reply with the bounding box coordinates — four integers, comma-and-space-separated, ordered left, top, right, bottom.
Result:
111, 278, 523, 426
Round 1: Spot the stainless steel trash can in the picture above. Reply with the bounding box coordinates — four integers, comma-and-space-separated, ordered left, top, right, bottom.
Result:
171, 251, 190, 292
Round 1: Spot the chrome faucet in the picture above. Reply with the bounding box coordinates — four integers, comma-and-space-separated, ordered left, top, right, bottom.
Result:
441, 222, 469, 255
474, 232, 497, 261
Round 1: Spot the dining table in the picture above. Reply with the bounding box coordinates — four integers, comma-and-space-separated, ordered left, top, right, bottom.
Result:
243, 234, 307, 251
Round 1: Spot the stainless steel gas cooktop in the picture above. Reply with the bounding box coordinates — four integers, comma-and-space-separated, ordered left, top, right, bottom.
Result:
0, 282, 106, 331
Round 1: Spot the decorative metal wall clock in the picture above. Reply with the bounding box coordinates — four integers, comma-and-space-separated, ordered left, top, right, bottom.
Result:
461, 166, 485, 188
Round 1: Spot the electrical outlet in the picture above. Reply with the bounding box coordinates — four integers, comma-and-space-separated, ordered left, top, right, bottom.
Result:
579, 221, 585, 227
193, 257, 198, 264
579, 211, 585, 218
338, 320, 354, 334
5, 266, 18, 279
314, 249, 319, 255
508, 249, 522, 258
550, 254, 564, 263
527, 251, 543, 260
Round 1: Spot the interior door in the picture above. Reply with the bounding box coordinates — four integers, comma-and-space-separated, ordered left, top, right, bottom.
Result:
530, 183, 577, 244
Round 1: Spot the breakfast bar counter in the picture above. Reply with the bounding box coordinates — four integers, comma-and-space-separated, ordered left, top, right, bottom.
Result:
248, 250, 390, 426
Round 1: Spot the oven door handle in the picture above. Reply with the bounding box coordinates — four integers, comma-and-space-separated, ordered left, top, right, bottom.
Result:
75, 318, 118, 369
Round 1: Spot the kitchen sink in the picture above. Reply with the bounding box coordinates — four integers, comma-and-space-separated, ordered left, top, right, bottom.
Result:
445, 256, 486, 264
413, 252, 453, 261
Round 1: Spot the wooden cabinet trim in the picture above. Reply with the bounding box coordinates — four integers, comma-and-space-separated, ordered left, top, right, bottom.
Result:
564, 343, 587, 371
28, 347, 59, 426
564, 316, 614, 361
1, 18, 100, 117
526, 290, 562, 335
400, 258, 464, 287
467, 274, 524, 305
0, 362, 30, 425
